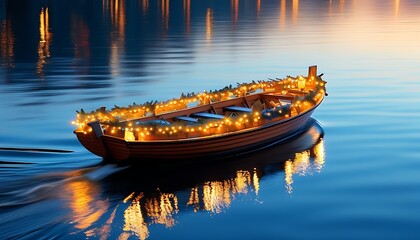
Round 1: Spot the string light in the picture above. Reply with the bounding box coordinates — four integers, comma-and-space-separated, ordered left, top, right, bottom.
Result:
73, 75, 327, 140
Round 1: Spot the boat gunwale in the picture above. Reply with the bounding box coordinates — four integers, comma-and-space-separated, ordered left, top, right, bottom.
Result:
74, 94, 324, 144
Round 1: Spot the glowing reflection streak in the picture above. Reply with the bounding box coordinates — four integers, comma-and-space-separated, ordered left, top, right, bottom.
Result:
203, 181, 231, 213
206, 8, 214, 43
0, 19, 14, 67
122, 194, 149, 240
116, 137, 326, 237
193, 170, 258, 214
123, 192, 135, 203
161, 0, 170, 31
118, 233, 131, 240
234, 170, 251, 194
113, 0, 126, 37
280, 0, 286, 28
292, 0, 299, 23
284, 139, 326, 194
108, 0, 126, 77
144, 193, 178, 227
110, 43, 120, 77
108, 0, 124, 34
340, 0, 345, 12
313, 139, 325, 172
143, 0, 149, 15
395, 0, 400, 17
257, 0, 261, 17
65, 179, 108, 231
253, 168, 260, 195
294, 150, 310, 176
285, 160, 294, 194
37, 7, 52, 76
184, 0, 190, 33
187, 187, 200, 212
223, 181, 232, 205
232, 0, 239, 24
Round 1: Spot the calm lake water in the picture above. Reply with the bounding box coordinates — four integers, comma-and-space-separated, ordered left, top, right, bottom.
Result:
1, 0, 420, 239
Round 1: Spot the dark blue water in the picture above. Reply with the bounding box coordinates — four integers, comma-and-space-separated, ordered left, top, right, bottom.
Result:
1, 0, 420, 239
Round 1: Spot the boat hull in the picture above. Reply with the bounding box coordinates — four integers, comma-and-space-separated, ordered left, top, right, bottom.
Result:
75, 105, 319, 163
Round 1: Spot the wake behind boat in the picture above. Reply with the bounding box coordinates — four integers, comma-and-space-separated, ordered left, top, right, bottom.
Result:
73, 66, 327, 163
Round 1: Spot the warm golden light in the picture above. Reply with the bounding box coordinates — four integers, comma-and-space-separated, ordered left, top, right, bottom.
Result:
73, 66, 326, 148
294, 150, 310, 176
205, 8, 214, 42
0, 19, 14, 67
74, 74, 326, 141
124, 129, 135, 141
144, 193, 178, 227
234, 170, 251, 194
64, 179, 108, 231
283, 140, 327, 194
37, 7, 52, 76
184, 0, 190, 33
107, 0, 126, 77
253, 168, 260, 195
188, 170, 258, 213
123, 192, 135, 203
297, 76, 306, 90
109, 0, 126, 37
285, 160, 294, 193
395, 0, 400, 16
122, 194, 150, 240
161, 0, 170, 31
313, 139, 325, 172
203, 181, 230, 213
340, 0, 345, 12
280, 0, 286, 27
292, 0, 299, 23
142, 0, 149, 15
115, 139, 325, 237
187, 187, 200, 212
256, 0, 261, 17
232, 0, 239, 24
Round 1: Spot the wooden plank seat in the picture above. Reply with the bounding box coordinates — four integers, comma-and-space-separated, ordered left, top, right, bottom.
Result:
174, 116, 199, 123
262, 94, 294, 108
224, 106, 252, 113
135, 119, 171, 125
191, 112, 226, 119
279, 100, 292, 106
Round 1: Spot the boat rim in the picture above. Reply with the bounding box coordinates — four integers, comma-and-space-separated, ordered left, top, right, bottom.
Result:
74, 94, 324, 143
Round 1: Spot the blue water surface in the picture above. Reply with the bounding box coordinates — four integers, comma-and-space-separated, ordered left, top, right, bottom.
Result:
1, 0, 420, 239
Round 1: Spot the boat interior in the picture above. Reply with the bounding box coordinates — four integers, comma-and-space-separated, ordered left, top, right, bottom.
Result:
119, 90, 304, 127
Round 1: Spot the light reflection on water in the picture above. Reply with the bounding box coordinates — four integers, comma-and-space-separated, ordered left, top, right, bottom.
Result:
0, 119, 324, 240
63, 121, 324, 239
0, 0, 420, 239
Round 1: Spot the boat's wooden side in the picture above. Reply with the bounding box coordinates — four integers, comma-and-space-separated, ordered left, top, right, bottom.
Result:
124, 107, 316, 161
75, 100, 320, 162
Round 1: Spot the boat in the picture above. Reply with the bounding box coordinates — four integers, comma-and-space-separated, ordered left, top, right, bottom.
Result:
73, 66, 327, 163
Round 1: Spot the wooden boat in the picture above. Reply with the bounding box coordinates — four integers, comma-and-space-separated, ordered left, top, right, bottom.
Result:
73, 66, 327, 163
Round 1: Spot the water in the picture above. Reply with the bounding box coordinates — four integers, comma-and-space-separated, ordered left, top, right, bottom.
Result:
1, 0, 420, 239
